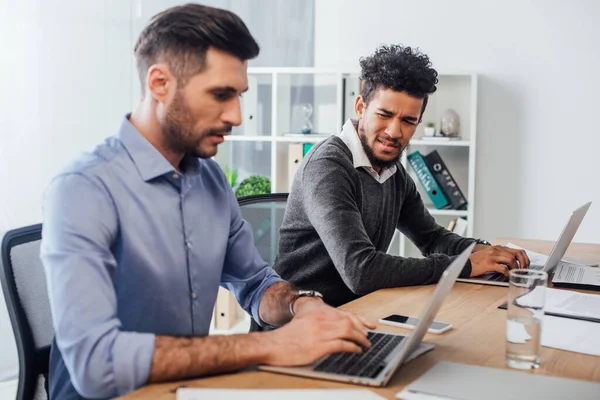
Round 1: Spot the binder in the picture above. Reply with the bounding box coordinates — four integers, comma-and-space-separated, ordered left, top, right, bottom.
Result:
407, 151, 450, 209
423, 150, 468, 210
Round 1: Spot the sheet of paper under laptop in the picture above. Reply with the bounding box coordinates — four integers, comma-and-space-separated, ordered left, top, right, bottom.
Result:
177, 388, 386, 400
506, 242, 598, 267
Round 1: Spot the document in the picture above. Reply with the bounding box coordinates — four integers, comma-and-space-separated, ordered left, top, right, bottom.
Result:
177, 388, 386, 400
544, 287, 600, 321
553, 263, 600, 286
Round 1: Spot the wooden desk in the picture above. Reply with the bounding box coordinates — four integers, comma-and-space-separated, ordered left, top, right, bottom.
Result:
119, 239, 600, 399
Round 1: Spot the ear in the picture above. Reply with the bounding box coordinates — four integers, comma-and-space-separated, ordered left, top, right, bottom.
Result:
146, 64, 174, 104
355, 95, 366, 119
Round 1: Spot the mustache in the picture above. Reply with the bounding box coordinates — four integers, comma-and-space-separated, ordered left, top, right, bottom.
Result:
378, 137, 401, 147
207, 124, 233, 136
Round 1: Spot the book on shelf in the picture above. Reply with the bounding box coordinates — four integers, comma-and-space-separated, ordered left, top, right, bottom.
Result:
407, 151, 450, 210
423, 150, 468, 210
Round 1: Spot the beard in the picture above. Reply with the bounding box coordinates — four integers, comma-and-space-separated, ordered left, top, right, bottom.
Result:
161, 90, 232, 159
358, 124, 405, 171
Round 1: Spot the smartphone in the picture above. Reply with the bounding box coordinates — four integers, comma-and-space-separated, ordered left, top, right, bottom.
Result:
378, 314, 453, 334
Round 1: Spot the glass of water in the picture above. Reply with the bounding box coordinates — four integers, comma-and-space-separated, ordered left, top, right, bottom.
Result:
506, 269, 547, 369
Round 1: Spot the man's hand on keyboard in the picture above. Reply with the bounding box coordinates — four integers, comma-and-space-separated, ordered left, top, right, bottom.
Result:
469, 245, 530, 277
261, 305, 375, 367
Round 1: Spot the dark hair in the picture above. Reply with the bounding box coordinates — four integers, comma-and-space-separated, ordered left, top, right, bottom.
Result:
359, 44, 438, 120
134, 3, 260, 96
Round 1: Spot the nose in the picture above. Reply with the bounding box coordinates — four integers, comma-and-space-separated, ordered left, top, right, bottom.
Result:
384, 119, 402, 140
222, 97, 242, 127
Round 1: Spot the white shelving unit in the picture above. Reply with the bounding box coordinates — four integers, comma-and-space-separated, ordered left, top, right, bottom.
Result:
214, 68, 478, 258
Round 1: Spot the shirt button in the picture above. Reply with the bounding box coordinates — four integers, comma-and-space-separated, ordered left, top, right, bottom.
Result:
186, 241, 192, 249
191, 292, 197, 300
172, 173, 179, 179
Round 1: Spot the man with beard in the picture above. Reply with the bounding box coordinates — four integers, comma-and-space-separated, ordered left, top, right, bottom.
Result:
41, 4, 374, 399
274, 45, 529, 308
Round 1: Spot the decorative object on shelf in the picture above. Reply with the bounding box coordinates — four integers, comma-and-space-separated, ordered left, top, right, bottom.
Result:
235, 175, 271, 197
440, 108, 461, 138
424, 122, 436, 137
301, 103, 313, 134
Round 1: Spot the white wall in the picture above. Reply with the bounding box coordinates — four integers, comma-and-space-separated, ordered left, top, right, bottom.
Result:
315, 0, 600, 243
0, 0, 315, 382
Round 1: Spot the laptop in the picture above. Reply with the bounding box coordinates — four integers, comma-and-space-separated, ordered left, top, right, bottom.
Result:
258, 243, 475, 387
457, 201, 592, 287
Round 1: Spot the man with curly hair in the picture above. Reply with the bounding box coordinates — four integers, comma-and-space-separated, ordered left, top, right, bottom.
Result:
274, 45, 529, 307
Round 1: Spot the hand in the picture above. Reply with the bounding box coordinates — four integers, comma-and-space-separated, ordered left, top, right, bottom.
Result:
261, 305, 376, 367
469, 245, 530, 277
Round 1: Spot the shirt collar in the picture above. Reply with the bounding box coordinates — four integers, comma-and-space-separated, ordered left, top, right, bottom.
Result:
338, 119, 398, 183
117, 115, 201, 182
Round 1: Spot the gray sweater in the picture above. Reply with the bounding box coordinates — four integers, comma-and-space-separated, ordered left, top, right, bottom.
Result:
274, 136, 475, 307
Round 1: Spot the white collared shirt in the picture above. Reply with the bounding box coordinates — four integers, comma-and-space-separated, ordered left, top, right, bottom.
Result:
338, 119, 398, 184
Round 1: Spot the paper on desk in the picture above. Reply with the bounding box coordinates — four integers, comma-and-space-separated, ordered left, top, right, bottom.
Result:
177, 388, 386, 400
545, 287, 600, 320
396, 388, 452, 400
542, 315, 600, 356
506, 243, 598, 267
553, 263, 600, 285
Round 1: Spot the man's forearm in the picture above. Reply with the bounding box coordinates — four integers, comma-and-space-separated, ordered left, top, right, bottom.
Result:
148, 333, 269, 383
258, 281, 297, 326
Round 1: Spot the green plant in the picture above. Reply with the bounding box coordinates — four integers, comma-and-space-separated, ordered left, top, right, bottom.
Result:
426, 122, 435, 128
223, 167, 238, 188
235, 175, 271, 197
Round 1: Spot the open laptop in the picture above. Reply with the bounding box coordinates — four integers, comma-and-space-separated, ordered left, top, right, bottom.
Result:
457, 201, 592, 287
259, 243, 475, 387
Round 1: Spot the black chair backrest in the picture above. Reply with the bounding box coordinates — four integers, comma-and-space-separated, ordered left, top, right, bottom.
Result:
237, 193, 288, 332
1, 224, 52, 400
237, 193, 289, 267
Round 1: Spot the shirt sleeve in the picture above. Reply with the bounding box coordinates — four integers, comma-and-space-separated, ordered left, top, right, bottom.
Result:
41, 173, 155, 398
397, 172, 475, 277
219, 181, 283, 326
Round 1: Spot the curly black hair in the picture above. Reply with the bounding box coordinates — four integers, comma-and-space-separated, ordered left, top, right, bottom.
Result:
359, 44, 438, 119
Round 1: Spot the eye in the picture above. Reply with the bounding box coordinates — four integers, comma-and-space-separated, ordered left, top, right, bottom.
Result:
213, 91, 235, 102
377, 113, 391, 119
403, 119, 417, 126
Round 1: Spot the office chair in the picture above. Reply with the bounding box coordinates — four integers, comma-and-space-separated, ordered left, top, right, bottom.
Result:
1, 224, 52, 400
237, 193, 289, 332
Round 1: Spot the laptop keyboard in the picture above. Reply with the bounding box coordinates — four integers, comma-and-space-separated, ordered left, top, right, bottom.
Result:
488, 264, 544, 282
313, 332, 405, 378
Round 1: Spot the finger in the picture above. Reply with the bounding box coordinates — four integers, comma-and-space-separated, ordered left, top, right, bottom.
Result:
336, 319, 372, 349
356, 314, 377, 330
324, 339, 363, 355
493, 252, 519, 270
344, 311, 375, 331
501, 248, 530, 269
492, 263, 509, 276
520, 249, 531, 267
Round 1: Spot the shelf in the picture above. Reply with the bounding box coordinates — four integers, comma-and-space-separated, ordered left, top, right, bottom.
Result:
225, 135, 333, 143
225, 135, 272, 142
427, 209, 469, 217
277, 135, 332, 143
410, 139, 471, 147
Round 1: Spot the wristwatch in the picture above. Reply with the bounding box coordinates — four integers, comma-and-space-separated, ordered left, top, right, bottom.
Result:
289, 290, 324, 317
475, 238, 492, 246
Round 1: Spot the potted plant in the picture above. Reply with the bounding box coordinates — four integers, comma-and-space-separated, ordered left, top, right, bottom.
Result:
235, 175, 271, 197
424, 122, 436, 137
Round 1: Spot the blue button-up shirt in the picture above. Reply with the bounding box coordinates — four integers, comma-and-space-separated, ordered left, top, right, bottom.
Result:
41, 116, 282, 399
